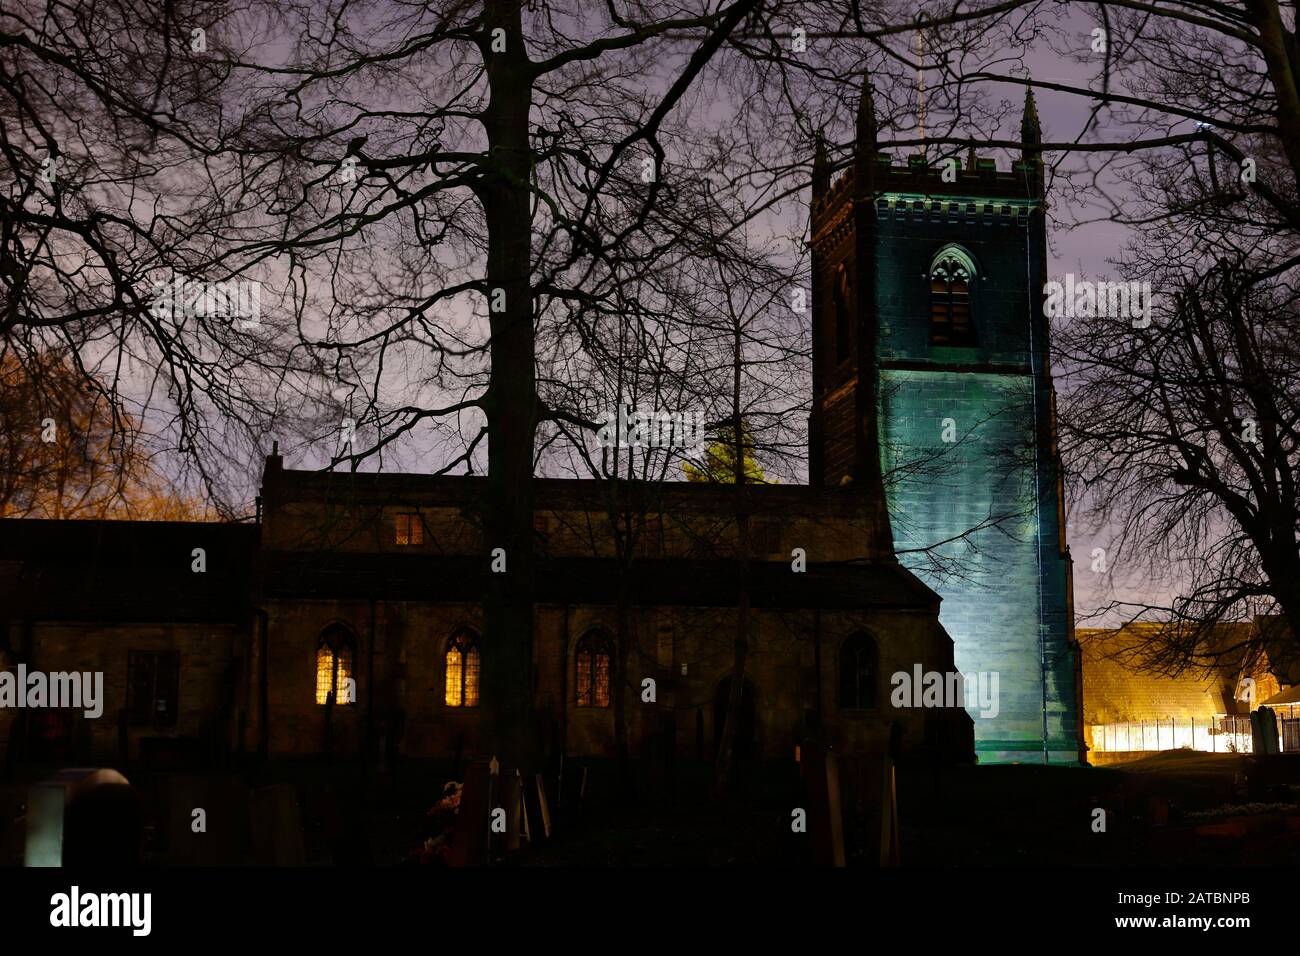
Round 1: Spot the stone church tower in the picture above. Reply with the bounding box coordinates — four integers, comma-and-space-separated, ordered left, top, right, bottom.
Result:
810, 76, 1083, 764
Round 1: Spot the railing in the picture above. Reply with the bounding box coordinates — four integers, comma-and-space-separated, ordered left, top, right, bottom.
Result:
1089, 715, 1255, 754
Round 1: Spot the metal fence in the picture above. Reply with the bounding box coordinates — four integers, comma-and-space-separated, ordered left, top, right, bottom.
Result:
1090, 715, 1255, 754
1276, 704, 1300, 752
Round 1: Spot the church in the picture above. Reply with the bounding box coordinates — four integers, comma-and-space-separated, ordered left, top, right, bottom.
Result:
0, 78, 1081, 774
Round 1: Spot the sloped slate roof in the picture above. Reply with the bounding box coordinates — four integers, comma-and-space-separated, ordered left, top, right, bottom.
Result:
261, 465, 883, 523
1077, 625, 1252, 723
1260, 684, 1300, 706
259, 551, 937, 611
0, 519, 258, 623
0, 518, 937, 619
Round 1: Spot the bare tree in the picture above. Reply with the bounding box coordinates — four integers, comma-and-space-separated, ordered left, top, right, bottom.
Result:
1025, 2, 1300, 674
1, 0, 331, 508
1059, 250, 1300, 674
4, 0, 1058, 768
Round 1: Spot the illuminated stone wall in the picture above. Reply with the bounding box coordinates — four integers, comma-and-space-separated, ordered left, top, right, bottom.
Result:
872, 185, 1079, 764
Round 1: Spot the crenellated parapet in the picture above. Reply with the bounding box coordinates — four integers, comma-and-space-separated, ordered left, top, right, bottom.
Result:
814, 153, 1042, 218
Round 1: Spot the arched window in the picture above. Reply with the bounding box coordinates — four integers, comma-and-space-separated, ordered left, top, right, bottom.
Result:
833, 264, 852, 363
839, 632, 878, 710
445, 629, 480, 708
316, 624, 356, 706
575, 631, 613, 708
929, 247, 977, 346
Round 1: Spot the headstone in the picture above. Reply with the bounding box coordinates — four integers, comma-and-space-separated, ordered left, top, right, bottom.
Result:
445, 760, 490, 866
534, 774, 552, 840
25, 768, 134, 867
1250, 708, 1280, 755
879, 757, 900, 866
1260, 706, 1280, 754
505, 770, 525, 851
801, 741, 845, 867
520, 784, 531, 845
1250, 710, 1265, 753
249, 784, 304, 866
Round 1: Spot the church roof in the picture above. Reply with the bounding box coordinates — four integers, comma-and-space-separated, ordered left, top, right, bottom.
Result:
0, 518, 258, 622
262, 463, 874, 518
1077, 623, 1265, 723
259, 550, 938, 611
0, 514, 938, 618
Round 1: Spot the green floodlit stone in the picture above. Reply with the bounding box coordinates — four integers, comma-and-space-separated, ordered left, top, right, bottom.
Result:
875, 191, 1040, 207
871, 196, 1078, 765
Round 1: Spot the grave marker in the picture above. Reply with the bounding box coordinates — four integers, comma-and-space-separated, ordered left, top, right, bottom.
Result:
801, 741, 844, 867
446, 760, 491, 866
24, 768, 133, 867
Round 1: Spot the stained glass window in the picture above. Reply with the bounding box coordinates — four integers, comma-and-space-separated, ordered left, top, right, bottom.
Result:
445, 630, 480, 707
316, 626, 355, 705
395, 513, 424, 545
839, 632, 877, 710
576, 631, 613, 708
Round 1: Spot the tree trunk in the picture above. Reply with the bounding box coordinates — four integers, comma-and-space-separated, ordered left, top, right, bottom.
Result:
1246, 0, 1300, 194
711, 550, 750, 800
712, 323, 751, 800
478, 0, 539, 770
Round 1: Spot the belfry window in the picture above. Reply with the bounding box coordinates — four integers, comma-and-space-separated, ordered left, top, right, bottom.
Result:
929, 249, 977, 346
445, 629, 480, 707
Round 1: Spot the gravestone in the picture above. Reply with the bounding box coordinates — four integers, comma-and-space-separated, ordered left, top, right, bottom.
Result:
1261, 706, 1280, 754
879, 757, 900, 866
445, 760, 490, 866
533, 774, 552, 840
801, 740, 845, 867
1251, 708, 1280, 755
25, 768, 136, 867
504, 770, 526, 851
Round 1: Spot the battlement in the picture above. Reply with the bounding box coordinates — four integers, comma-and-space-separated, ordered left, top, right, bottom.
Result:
813, 152, 1042, 220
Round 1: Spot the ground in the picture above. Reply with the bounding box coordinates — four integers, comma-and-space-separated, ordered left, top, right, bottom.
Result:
3, 751, 1299, 866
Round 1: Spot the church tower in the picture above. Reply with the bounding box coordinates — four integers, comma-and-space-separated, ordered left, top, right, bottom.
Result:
810, 77, 1083, 764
